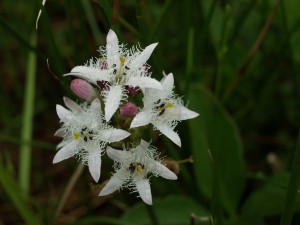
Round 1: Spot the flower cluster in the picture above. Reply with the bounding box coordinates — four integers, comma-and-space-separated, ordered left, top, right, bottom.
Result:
54, 30, 199, 205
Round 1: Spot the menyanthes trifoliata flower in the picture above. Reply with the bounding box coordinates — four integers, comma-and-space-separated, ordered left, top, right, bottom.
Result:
65, 29, 162, 122
54, 97, 130, 182
130, 73, 199, 147
99, 140, 177, 205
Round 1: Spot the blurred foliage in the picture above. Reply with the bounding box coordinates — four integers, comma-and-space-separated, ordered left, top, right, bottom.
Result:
1, 0, 300, 225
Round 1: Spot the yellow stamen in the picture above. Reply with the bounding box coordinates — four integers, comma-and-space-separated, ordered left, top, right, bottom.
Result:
73, 132, 81, 140
137, 164, 143, 173
119, 56, 126, 64
165, 102, 174, 108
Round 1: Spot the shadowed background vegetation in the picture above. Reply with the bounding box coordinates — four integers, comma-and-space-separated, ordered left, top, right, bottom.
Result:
1, 0, 300, 224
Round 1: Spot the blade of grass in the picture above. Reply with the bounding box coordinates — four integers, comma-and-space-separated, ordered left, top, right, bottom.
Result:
222, 0, 281, 103
148, 0, 172, 42
280, 130, 300, 225
0, 134, 56, 150
98, 0, 113, 29
208, 149, 222, 225
19, 31, 37, 196
184, 27, 195, 95
0, 17, 44, 59
81, 0, 102, 46
0, 162, 43, 225
214, 4, 231, 98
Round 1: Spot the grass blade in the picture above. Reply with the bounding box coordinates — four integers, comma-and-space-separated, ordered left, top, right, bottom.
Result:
280, 130, 300, 225
19, 31, 37, 195
0, 163, 43, 225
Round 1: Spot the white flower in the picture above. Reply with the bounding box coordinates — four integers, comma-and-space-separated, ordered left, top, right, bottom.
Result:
99, 140, 177, 205
54, 97, 131, 182
130, 73, 199, 147
65, 29, 162, 122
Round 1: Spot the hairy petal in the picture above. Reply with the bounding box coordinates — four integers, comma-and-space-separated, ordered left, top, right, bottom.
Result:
99, 170, 127, 196
135, 178, 153, 205
63, 97, 82, 112
106, 146, 130, 162
164, 105, 199, 121
148, 159, 178, 180
129, 43, 158, 70
56, 104, 71, 122
88, 150, 102, 182
101, 129, 131, 143
53, 141, 77, 163
160, 73, 174, 96
154, 122, 181, 147
126, 76, 162, 90
106, 29, 120, 68
103, 85, 124, 122
130, 110, 152, 128
65, 66, 110, 84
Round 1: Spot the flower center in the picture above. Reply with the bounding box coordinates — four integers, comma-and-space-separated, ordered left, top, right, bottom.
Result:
154, 99, 174, 116
72, 127, 94, 142
129, 163, 145, 174
112, 57, 130, 83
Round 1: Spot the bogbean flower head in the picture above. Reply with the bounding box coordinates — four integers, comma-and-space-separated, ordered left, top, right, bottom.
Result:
99, 140, 177, 205
65, 30, 162, 122
130, 73, 199, 147
53, 97, 131, 182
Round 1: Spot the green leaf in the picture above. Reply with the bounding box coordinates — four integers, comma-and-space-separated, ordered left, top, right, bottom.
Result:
188, 85, 245, 217
0, 162, 43, 225
121, 195, 208, 225
242, 172, 300, 218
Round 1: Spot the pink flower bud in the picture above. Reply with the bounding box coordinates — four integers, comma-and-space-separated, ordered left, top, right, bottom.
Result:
120, 102, 138, 118
70, 79, 97, 101
127, 86, 140, 96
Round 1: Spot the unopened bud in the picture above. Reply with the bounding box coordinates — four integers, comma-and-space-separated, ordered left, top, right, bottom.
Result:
70, 79, 97, 101
120, 102, 138, 118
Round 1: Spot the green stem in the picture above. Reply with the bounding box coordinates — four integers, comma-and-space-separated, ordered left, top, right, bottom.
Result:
19, 31, 37, 196
280, 130, 300, 225
53, 164, 85, 222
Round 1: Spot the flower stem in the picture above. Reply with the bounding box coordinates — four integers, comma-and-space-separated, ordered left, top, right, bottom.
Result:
53, 164, 85, 222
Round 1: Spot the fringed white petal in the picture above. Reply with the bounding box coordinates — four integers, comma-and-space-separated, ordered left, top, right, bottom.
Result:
160, 73, 174, 96
99, 170, 126, 196
154, 122, 181, 147
148, 159, 178, 180
130, 110, 152, 128
164, 105, 199, 121
56, 104, 71, 122
106, 146, 130, 162
63, 97, 82, 112
129, 43, 158, 70
140, 139, 150, 149
65, 66, 110, 84
54, 128, 66, 137
88, 150, 102, 182
91, 98, 102, 113
53, 141, 77, 163
106, 29, 120, 68
101, 129, 131, 142
135, 178, 153, 205
103, 85, 123, 122
126, 76, 162, 90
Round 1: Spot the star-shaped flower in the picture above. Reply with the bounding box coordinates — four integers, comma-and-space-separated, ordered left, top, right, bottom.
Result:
54, 97, 131, 182
130, 73, 199, 147
99, 140, 177, 205
65, 29, 162, 122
